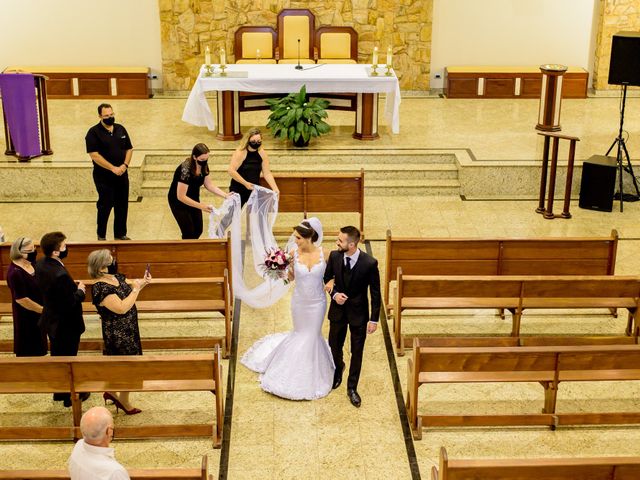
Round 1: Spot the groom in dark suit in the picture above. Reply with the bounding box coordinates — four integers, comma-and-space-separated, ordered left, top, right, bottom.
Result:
323, 226, 381, 407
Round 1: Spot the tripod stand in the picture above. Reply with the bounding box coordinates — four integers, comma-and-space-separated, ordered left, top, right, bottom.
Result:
605, 84, 640, 212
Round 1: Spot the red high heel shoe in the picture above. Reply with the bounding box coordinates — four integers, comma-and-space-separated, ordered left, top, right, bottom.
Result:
102, 392, 142, 415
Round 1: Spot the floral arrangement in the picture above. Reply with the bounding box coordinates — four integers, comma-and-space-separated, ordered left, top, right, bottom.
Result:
262, 248, 293, 284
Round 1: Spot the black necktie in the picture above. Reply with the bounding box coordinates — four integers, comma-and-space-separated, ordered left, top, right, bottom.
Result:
344, 256, 352, 286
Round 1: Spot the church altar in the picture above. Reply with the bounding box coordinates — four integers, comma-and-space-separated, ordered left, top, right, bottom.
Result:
182, 63, 400, 141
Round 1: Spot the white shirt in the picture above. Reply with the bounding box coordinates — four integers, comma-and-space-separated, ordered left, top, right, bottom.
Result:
343, 248, 360, 269
68, 439, 130, 480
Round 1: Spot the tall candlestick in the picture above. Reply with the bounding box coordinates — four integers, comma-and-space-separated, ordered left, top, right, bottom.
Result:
386, 46, 392, 66
220, 48, 226, 66
372, 46, 378, 66
256, 48, 261, 61
205, 46, 211, 66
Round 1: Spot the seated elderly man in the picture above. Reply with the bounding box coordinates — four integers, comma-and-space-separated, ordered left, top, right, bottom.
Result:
68, 406, 129, 479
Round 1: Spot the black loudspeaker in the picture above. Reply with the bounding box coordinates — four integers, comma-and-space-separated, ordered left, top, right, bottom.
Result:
579, 155, 617, 212
609, 31, 640, 86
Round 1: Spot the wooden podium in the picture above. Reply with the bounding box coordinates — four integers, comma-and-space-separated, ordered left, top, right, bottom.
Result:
1, 73, 53, 160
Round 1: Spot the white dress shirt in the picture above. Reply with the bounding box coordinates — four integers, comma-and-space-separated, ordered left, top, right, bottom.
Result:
68, 439, 130, 480
343, 248, 360, 268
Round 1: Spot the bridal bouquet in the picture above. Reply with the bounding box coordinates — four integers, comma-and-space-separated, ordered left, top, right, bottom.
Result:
262, 248, 293, 284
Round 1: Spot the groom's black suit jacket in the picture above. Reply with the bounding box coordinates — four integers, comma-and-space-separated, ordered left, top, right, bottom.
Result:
323, 249, 381, 326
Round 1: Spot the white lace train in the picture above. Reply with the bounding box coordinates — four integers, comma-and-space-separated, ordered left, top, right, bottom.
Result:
240, 251, 335, 400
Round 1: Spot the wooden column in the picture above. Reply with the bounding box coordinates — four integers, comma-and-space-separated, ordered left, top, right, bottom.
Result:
216, 90, 242, 141
536, 64, 567, 132
353, 93, 379, 140
536, 132, 580, 219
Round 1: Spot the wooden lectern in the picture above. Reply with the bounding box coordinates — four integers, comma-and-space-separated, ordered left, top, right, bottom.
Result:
1, 73, 53, 160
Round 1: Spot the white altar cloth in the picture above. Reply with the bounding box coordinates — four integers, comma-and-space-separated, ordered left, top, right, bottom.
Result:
182, 63, 401, 134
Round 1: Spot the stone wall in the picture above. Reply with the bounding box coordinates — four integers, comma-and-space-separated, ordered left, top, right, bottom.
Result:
593, 0, 640, 90
159, 0, 432, 92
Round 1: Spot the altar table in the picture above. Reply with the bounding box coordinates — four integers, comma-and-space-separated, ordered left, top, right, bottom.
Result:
182, 63, 400, 141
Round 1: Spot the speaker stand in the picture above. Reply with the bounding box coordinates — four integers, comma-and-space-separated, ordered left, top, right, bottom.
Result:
605, 84, 640, 212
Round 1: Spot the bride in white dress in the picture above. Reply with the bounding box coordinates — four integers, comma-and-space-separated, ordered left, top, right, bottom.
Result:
240, 218, 336, 400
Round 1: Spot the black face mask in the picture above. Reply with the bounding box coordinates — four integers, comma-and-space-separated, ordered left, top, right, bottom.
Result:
107, 260, 118, 275
197, 160, 208, 166
102, 117, 115, 126
248, 141, 262, 149
58, 248, 68, 260
26, 251, 37, 263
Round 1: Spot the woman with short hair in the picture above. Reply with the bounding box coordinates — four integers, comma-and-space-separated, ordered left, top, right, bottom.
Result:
88, 249, 150, 415
6, 236, 47, 356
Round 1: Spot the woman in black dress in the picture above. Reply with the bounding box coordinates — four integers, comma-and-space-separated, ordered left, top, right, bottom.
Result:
6, 237, 47, 356
88, 249, 150, 415
168, 143, 231, 239
228, 128, 279, 206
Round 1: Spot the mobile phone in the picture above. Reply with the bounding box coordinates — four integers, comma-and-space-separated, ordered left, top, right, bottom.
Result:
144, 263, 151, 276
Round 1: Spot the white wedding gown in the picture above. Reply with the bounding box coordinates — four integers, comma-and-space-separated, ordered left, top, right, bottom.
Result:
240, 250, 336, 400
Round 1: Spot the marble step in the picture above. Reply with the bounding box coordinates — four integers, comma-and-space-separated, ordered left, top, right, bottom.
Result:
141, 178, 461, 197
143, 150, 456, 166
142, 163, 459, 182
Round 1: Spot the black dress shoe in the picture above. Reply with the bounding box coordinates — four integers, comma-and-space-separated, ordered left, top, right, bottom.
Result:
347, 389, 361, 408
63, 398, 72, 408
97, 236, 106, 241
332, 361, 345, 389
115, 236, 131, 240
79, 392, 91, 402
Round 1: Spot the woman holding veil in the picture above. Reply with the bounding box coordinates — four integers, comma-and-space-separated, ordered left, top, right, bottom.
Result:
241, 217, 335, 400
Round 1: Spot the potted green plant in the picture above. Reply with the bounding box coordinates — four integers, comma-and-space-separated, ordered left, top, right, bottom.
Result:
266, 85, 331, 147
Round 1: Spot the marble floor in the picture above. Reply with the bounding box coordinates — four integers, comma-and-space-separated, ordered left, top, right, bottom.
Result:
1, 95, 640, 479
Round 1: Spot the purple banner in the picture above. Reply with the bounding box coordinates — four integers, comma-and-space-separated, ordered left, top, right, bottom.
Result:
0, 73, 41, 158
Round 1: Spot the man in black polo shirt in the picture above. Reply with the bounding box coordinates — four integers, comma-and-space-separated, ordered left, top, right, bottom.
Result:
85, 103, 133, 240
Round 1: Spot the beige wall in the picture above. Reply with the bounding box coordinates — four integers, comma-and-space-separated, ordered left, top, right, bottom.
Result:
430, 0, 598, 90
593, 0, 640, 90
0, 0, 163, 89
159, 0, 432, 92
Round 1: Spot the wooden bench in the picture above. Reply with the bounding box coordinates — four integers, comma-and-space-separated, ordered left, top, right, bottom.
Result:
431, 446, 640, 480
4, 66, 151, 99
0, 455, 209, 479
406, 341, 640, 439
260, 170, 365, 237
394, 273, 640, 351
444, 66, 588, 99
0, 239, 233, 286
0, 274, 232, 357
0, 349, 224, 448
385, 230, 619, 312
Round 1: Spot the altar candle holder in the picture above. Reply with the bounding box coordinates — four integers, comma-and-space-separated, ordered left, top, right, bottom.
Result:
203, 64, 214, 77
385, 63, 393, 76
219, 64, 227, 76
371, 46, 379, 76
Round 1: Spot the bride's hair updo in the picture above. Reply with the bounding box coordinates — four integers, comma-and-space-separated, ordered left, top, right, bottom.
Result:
294, 221, 318, 243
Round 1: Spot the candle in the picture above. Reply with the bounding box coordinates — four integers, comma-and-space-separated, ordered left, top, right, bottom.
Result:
387, 46, 392, 66
220, 48, 226, 66
256, 48, 261, 60
205, 46, 211, 66
372, 46, 378, 66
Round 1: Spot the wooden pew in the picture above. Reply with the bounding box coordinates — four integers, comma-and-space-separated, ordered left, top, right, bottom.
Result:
384, 230, 619, 313
431, 446, 640, 480
0, 455, 209, 479
406, 341, 640, 440
0, 274, 232, 357
0, 239, 233, 289
260, 170, 365, 237
0, 348, 224, 448
394, 273, 640, 352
